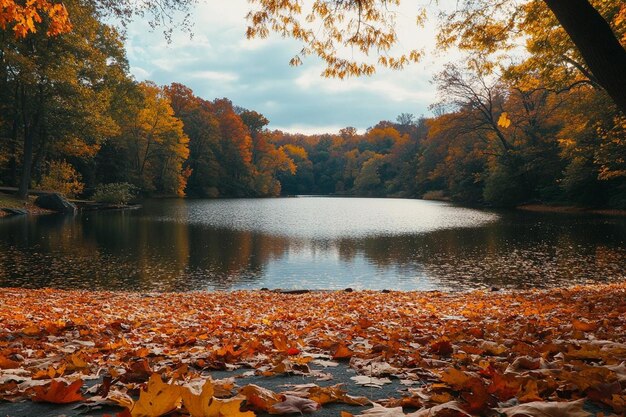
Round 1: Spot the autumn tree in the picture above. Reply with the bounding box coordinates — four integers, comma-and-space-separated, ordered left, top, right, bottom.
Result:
0, 0, 125, 198
164, 83, 222, 197
211, 98, 256, 196
245, 0, 626, 113
111, 82, 189, 196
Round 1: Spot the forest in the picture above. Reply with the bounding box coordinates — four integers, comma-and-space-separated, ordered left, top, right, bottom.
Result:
1, 0, 625, 208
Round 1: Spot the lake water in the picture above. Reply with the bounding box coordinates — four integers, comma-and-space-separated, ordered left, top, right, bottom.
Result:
0, 197, 624, 291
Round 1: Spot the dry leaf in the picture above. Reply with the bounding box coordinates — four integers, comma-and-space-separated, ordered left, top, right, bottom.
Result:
496, 399, 591, 417
32, 379, 84, 404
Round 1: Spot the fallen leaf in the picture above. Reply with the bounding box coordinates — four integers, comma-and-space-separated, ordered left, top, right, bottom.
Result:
239, 384, 282, 412
351, 375, 392, 387
410, 401, 472, 416
496, 399, 591, 417
32, 379, 84, 404
270, 394, 320, 414
207, 397, 255, 417
181, 379, 214, 417
130, 374, 182, 417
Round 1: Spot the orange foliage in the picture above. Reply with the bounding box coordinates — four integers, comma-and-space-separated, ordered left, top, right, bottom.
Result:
0, 0, 71, 37
0, 283, 624, 416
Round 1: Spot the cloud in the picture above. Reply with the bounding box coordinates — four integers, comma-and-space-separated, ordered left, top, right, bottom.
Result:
122, 0, 447, 133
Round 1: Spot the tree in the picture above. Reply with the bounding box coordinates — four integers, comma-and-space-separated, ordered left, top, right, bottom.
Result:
212, 98, 255, 196
112, 82, 189, 196
0, 0, 126, 199
164, 83, 222, 197
246, 0, 626, 112
8, 0, 625, 109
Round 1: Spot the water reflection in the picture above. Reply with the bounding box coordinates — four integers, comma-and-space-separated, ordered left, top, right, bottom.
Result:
0, 198, 624, 291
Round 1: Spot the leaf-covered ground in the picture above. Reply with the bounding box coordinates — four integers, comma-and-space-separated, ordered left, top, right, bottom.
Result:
0, 283, 625, 417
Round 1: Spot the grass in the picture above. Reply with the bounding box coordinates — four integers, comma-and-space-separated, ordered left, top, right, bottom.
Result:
0, 192, 53, 215
0, 193, 28, 208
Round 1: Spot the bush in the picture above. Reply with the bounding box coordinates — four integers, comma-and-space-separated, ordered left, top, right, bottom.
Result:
483, 163, 525, 207
421, 190, 449, 201
92, 183, 136, 205
38, 160, 84, 198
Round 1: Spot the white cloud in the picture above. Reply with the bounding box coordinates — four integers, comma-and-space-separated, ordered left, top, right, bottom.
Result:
189, 71, 239, 82
130, 66, 151, 80
121, 0, 453, 131
272, 124, 363, 136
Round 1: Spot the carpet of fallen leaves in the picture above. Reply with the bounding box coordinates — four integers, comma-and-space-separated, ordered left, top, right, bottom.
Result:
0, 283, 625, 417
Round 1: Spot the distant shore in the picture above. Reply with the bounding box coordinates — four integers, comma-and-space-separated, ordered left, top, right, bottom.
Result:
517, 203, 626, 216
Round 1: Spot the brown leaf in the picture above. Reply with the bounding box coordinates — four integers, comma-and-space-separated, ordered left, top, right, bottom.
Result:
270, 394, 320, 414
496, 399, 591, 417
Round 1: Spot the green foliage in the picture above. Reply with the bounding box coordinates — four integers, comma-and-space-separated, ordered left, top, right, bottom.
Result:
483, 162, 526, 207
92, 183, 136, 205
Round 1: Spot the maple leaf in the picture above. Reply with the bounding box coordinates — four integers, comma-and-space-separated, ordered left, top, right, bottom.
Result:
280, 383, 369, 406
350, 375, 392, 387
354, 403, 408, 416
181, 379, 214, 417
430, 339, 454, 356
207, 398, 255, 417
0, 355, 20, 369
496, 399, 591, 417
333, 343, 354, 359
572, 319, 597, 332
32, 379, 84, 404
239, 384, 282, 412
488, 372, 521, 401
130, 374, 183, 417
410, 401, 472, 416
270, 394, 320, 414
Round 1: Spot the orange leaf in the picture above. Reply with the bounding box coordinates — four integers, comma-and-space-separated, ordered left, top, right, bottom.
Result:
572, 319, 597, 332
332, 343, 353, 359
0, 355, 20, 369
32, 379, 84, 404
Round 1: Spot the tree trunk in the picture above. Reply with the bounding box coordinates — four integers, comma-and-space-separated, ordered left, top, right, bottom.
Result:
543, 0, 626, 113
18, 127, 34, 200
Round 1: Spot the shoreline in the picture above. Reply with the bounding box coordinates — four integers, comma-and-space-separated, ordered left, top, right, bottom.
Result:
0, 281, 621, 295
517, 203, 626, 216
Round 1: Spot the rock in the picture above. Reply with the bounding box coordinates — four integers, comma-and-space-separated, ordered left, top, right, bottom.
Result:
1, 208, 27, 216
34, 193, 77, 214
279, 289, 310, 294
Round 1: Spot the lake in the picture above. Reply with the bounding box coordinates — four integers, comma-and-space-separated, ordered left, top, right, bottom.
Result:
0, 197, 624, 291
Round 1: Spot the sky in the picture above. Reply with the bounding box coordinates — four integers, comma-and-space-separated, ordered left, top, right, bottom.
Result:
123, 1, 450, 134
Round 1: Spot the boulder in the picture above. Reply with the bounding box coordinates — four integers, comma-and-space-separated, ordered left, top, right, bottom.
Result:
34, 193, 77, 214
2, 208, 28, 216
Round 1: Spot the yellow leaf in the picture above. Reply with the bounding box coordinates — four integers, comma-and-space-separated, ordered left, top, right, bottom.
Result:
181, 380, 215, 417
207, 397, 255, 417
131, 374, 182, 417
498, 112, 512, 129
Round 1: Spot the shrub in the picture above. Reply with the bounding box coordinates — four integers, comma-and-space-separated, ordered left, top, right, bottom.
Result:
421, 190, 449, 201
38, 160, 84, 198
92, 183, 136, 205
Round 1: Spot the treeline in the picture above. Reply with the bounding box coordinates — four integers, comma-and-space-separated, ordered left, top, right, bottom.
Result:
1, 0, 625, 207
0, 0, 295, 199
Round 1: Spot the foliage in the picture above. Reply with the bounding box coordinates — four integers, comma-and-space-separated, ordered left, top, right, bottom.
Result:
0, 283, 624, 415
0, 0, 126, 198
0, 0, 625, 206
0, 0, 71, 37
92, 182, 135, 205
37, 160, 84, 198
